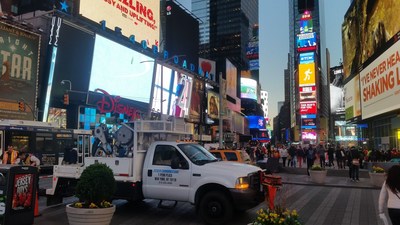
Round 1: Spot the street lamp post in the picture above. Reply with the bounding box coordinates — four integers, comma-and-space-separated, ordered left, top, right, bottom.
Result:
61, 80, 72, 91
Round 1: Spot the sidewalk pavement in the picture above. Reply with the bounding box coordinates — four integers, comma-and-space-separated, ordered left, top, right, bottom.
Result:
275, 167, 381, 189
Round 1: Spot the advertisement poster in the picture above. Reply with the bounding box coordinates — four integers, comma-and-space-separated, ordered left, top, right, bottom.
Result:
0, 22, 40, 120
199, 58, 216, 81
189, 78, 203, 122
298, 63, 315, 86
225, 59, 237, 99
12, 174, 34, 210
344, 74, 361, 121
296, 32, 317, 52
240, 78, 257, 100
360, 40, 400, 120
207, 91, 219, 119
79, 0, 160, 47
300, 102, 317, 114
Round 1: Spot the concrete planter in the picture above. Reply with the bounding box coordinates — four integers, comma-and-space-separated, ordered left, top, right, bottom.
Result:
66, 204, 116, 225
309, 170, 327, 184
369, 172, 386, 187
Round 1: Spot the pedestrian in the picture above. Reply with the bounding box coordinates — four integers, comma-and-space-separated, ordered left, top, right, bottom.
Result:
328, 144, 335, 167
378, 165, 400, 225
317, 144, 326, 169
349, 146, 360, 182
336, 145, 345, 169
306, 144, 316, 176
296, 145, 304, 168
2, 145, 19, 164
278, 145, 288, 168
288, 144, 296, 167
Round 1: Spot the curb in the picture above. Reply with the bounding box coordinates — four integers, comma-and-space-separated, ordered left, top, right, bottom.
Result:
282, 180, 381, 190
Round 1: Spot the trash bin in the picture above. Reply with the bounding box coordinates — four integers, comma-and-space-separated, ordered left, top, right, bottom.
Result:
0, 165, 38, 225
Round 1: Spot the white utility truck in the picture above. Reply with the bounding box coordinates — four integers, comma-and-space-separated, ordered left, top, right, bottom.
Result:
46, 118, 265, 224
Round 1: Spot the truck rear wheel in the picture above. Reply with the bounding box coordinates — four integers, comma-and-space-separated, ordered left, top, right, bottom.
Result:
198, 191, 233, 225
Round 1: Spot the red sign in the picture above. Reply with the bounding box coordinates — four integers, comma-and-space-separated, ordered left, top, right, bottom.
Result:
300, 102, 317, 114
12, 174, 34, 210
94, 89, 143, 120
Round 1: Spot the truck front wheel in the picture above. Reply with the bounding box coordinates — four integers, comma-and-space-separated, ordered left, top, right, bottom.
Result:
198, 191, 233, 225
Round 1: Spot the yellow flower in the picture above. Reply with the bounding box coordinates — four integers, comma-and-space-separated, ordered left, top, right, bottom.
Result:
89, 203, 98, 208
73, 202, 83, 208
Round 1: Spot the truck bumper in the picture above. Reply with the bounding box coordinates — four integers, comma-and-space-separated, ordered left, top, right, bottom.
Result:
229, 188, 264, 211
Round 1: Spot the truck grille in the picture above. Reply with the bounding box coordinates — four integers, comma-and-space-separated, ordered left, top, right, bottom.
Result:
248, 171, 261, 191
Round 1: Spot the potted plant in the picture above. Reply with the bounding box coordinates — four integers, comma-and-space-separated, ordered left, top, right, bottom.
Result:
309, 165, 327, 184
369, 166, 386, 187
66, 163, 116, 225
250, 206, 302, 225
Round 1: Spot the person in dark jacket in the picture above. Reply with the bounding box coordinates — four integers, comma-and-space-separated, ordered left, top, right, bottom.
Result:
349, 146, 360, 181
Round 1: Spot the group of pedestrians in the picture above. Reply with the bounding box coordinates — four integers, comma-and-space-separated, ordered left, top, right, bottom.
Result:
2, 145, 40, 166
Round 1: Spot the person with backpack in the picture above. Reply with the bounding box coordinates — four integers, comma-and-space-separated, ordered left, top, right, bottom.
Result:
306, 144, 316, 176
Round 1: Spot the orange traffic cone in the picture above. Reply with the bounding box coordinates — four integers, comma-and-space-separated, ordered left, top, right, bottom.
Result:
34, 192, 40, 217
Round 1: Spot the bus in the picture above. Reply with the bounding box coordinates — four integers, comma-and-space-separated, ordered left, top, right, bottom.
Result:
0, 120, 92, 171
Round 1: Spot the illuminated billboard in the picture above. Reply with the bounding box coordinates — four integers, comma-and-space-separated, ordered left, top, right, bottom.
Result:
342, 0, 400, 79
247, 116, 266, 129
189, 78, 204, 122
199, 58, 216, 81
299, 86, 316, 101
344, 74, 361, 122
300, 102, 317, 114
89, 34, 155, 104
298, 63, 315, 86
302, 130, 317, 140
296, 32, 317, 52
0, 22, 41, 120
240, 78, 257, 100
226, 59, 237, 99
300, 11, 313, 34
299, 52, 314, 64
79, 0, 160, 47
301, 118, 316, 129
207, 91, 220, 119
360, 39, 400, 120
249, 60, 259, 71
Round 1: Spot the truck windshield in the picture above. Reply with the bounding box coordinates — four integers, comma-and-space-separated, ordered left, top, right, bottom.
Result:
178, 144, 218, 165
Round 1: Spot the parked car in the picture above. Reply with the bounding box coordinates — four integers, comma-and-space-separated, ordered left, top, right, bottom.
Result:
209, 149, 252, 164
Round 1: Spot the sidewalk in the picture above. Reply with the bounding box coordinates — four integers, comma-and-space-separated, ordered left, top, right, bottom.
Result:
274, 167, 380, 189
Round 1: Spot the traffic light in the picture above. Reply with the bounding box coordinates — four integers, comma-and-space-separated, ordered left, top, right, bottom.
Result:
63, 93, 69, 105
18, 101, 25, 111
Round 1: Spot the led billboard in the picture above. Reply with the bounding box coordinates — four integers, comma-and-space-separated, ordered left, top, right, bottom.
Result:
301, 118, 316, 129
240, 78, 257, 100
79, 0, 160, 47
189, 78, 203, 122
299, 86, 316, 101
296, 32, 317, 52
88, 34, 155, 103
300, 102, 317, 114
344, 74, 361, 122
226, 59, 237, 99
298, 63, 315, 86
247, 116, 266, 129
342, 0, 400, 79
302, 130, 317, 140
299, 52, 314, 64
0, 22, 41, 120
360, 39, 400, 120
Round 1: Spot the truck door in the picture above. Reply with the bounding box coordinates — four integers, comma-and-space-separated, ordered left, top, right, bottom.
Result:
143, 144, 191, 201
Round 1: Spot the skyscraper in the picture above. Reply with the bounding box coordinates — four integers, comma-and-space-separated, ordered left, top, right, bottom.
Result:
287, 0, 329, 143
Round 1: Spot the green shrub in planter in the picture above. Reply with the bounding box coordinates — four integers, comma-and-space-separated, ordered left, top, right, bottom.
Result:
310, 165, 325, 171
74, 163, 116, 208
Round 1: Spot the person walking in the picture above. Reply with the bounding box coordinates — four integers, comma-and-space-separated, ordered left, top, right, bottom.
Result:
296, 145, 305, 168
349, 146, 360, 182
288, 144, 297, 167
279, 145, 288, 168
327, 144, 335, 167
317, 144, 326, 169
336, 145, 345, 169
2, 145, 19, 164
378, 165, 400, 225
306, 144, 316, 176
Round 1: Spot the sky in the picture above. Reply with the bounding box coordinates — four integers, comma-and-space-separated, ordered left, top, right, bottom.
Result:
177, 0, 351, 124
260, 1, 351, 121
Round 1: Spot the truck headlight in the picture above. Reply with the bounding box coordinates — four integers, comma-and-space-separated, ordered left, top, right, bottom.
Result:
235, 176, 249, 190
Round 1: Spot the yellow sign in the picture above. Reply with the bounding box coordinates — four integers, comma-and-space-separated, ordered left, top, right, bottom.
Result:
298, 63, 315, 86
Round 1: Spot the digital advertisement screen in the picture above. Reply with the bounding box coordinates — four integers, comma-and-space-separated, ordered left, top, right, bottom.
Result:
301, 118, 316, 129
88, 34, 155, 103
298, 63, 316, 86
299, 52, 315, 64
302, 130, 317, 140
207, 91, 220, 119
79, 0, 160, 47
240, 78, 257, 100
247, 116, 266, 129
344, 74, 361, 122
151, 64, 193, 117
226, 59, 237, 99
360, 40, 400, 120
300, 102, 317, 114
342, 0, 400, 79
299, 86, 316, 101
249, 60, 259, 71
296, 32, 317, 52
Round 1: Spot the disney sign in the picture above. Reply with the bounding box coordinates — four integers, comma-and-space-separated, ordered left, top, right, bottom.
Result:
94, 88, 144, 120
